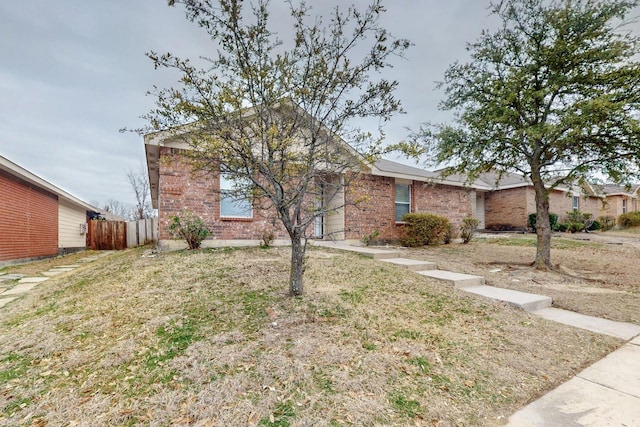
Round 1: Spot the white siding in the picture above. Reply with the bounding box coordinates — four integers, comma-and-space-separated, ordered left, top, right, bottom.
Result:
58, 200, 87, 249
324, 175, 344, 240
475, 191, 486, 229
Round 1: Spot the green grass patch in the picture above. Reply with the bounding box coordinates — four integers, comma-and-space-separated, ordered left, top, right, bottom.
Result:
389, 391, 422, 419
2, 395, 32, 417
338, 285, 368, 305
0, 353, 31, 383
146, 318, 202, 371
259, 400, 296, 426
393, 329, 422, 340
407, 356, 433, 374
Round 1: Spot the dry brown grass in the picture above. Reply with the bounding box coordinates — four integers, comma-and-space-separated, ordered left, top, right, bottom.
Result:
0, 244, 621, 426
406, 231, 640, 323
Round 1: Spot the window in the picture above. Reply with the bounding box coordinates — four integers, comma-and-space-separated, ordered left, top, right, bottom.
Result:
623, 199, 627, 214
220, 174, 253, 218
395, 183, 411, 222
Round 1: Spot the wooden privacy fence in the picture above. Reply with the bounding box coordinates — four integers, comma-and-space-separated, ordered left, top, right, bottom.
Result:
88, 220, 127, 250
88, 218, 158, 250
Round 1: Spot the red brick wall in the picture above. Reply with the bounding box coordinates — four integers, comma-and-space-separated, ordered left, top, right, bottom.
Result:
158, 147, 288, 241
484, 187, 532, 230
344, 175, 474, 241
0, 170, 59, 261
485, 186, 606, 229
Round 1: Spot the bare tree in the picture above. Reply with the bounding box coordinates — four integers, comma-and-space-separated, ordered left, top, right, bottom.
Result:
126, 164, 155, 219
102, 198, 132, 220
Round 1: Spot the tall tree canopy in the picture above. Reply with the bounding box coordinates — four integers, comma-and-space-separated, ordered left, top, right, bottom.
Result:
143, 0, 409, 295
414, 0, 640, 269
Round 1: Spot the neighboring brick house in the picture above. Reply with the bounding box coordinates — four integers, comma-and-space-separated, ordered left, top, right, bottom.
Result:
144, 133, 480, 249
0, 155, 107, 266
601, 184, 639, 217
476, 171, 606, 230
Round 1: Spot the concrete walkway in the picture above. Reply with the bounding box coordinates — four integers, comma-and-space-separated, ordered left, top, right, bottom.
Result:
314, 240, 640, 426
0, 252, 114, 308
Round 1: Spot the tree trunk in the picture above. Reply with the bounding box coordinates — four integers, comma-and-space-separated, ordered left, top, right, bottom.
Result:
532, 175, 552, 270
289, 233, 306, 296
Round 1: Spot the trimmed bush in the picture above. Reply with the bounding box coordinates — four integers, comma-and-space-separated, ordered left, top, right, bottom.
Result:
598, 216, 616, 231
619, 211, 640, 228
443, 223, 456, 245
566, 222, 585, 233
401, 213, 450, 247
555, 223, 568, 232
167, 209, 212, 249
528, 212, 558, 232
460, 217, 480, 244
588, 220, 601, 231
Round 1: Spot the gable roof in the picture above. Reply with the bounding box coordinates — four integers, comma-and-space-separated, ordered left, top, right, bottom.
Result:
601, 184, 640, 198
0, 154, 110, 217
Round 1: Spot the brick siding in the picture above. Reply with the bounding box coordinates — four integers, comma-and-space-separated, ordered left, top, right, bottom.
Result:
0, 169, 59, 261
157, 147, 288, 242
158, 149, 476, 244
484, 187, 532, 230
344, 175, 474, 241
485, 186, 606, 230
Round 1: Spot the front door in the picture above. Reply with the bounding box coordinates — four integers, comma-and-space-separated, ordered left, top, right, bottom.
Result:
476, 192, 486, 229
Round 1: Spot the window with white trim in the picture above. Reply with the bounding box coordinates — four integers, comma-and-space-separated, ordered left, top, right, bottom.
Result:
623, 198, 627, 214
572, 196, 579, 212
395, 183, 411, 222
220, 174, 253, 218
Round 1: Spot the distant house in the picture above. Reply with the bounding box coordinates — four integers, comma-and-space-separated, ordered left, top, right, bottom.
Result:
0, 155, 112, 266
601, 184, 639, 217
470, 171, 606, 231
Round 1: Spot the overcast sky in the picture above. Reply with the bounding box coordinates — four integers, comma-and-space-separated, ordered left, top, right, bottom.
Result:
0, 0, 610, 209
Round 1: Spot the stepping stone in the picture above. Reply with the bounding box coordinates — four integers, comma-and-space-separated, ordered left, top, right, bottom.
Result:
533, 307, 640, 340
417, 270, 485, 288
42, 268, 75, 276
18, 277, 50, 284
42, 270, 64, 277
0, 273, 25, 281
463, 285, 552, 312
379, 258, 438, 271
0, 297, 17, 308
2, 282, 41, 295
78, 257, 100, 263
57, 265, 80, 268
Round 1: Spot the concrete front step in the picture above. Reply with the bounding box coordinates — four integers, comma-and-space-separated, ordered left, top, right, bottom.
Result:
379, 258, 437, 271
533, 307, 640, 340
417, 270, 485, 288
463, 285, 552, 312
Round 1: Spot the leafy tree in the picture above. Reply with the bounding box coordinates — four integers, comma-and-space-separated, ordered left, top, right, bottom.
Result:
413, 0, 640, 269
143, 0, 410, 295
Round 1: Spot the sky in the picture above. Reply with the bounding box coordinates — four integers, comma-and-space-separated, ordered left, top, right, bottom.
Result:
0, 0, 605, 210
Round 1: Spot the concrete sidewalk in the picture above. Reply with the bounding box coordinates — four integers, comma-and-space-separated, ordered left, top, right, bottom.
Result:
508, 335, 640, 426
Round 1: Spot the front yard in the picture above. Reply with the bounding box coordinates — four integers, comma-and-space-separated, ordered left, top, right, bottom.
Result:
0, 235, 631, 426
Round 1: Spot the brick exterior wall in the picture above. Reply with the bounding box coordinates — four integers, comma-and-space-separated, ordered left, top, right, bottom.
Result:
344, 175, 474, 241
602, 195, 636, 217
0, 169, 59, 261
485, 186, 606, 230
157, 149, 477, 244
484, 187, 533, 230
157, 147, 288, 242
